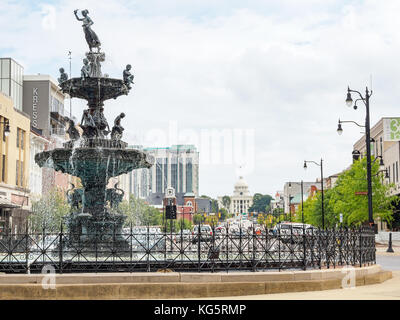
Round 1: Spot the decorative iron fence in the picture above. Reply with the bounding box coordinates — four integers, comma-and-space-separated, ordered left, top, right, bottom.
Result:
0, 224, 376, 273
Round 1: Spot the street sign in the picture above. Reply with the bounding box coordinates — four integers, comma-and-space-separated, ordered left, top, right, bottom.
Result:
355, 191, 368, 195
165, 205, 177, 219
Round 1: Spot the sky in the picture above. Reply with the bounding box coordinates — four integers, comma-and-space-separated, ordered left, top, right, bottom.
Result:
1, 0, 400, 198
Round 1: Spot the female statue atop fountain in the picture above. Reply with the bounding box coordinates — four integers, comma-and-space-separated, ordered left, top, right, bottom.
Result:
74, 9, 101, 52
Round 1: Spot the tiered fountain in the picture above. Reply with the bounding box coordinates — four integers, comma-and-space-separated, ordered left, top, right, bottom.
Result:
35, 9, 153, 249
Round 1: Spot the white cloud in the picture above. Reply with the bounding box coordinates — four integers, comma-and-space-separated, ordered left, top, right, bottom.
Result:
1, 0, 400, 198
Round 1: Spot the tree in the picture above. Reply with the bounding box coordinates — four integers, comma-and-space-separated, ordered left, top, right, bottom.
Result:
328, 157, 397, 226
248, 193, 273, 213
165, 218, 193, 232
118, 195, 162, 226
221, 196, 231, 210
296, 157, 398, 227
30, 188, 70, 232
219, 208, 228, 221
193, 213, 204, 225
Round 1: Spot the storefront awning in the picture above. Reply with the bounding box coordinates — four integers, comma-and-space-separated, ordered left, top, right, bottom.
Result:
0, 197, 19, 209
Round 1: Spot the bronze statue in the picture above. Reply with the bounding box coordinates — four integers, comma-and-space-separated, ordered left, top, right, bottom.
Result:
111, 112, 125, 140
66, 119, 80, 141
74, 9, 101, 52
81, 58, 90, 79
123, 64, 134, 89
58, 68, 68, 84
80, 109, 97, 138
92, 108, 110, 138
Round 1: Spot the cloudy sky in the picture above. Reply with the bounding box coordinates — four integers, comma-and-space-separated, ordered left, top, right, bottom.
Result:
1, 0, 400, 198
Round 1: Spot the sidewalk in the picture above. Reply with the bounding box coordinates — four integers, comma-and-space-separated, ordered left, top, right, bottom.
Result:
201, 271, 400, 300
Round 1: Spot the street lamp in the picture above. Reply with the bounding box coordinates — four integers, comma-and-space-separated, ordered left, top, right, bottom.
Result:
343, 86, 374, 227
304, 159, 325, 228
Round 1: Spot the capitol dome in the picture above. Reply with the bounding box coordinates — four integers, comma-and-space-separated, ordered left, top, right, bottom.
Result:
234, 176, 250, 196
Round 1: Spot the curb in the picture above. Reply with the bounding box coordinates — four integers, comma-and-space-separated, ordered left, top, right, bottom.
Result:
0, 269, 392, 300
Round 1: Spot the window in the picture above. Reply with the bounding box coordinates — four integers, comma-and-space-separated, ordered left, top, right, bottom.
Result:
393, 163, 395, 184
15, 160, 19, 186
178, 158, 184, 193
156, 158, 162, 193
16, 128, 19, 148
1, 117, 8, 142
1, 155, 5, 182
186, 158, 193, 193
20, 130, 24, 150
20, 160, 23, 187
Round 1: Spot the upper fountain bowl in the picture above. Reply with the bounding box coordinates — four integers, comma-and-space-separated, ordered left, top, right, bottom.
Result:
59, 77, 129, 109
35, 147, 154, 183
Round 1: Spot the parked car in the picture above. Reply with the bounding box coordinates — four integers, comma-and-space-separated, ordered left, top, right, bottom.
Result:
192, 225, 213, 243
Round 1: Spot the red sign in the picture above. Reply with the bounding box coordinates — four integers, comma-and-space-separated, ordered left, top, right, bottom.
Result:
355, 191, 368, 195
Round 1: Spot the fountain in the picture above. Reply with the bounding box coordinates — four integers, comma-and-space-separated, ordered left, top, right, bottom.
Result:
35, 9, 153, 250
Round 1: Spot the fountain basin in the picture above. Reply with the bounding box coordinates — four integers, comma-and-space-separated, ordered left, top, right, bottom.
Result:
59, 77, 129, 108
35, 147, 153, 180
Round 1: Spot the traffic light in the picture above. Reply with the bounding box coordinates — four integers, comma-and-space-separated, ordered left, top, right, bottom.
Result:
166, 205, 177, 219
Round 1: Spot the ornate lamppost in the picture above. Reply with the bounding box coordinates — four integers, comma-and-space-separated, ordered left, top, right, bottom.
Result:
304, 159, 325, 228
343, 86, 374, 227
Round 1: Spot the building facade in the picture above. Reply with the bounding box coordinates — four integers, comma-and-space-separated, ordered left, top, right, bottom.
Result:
0, 58, 23, 112
23, 74, 76, 194
123, 145, 199, 206
353, 117, 400, 230
0, 92, 31, 234
218, 176, 253, 216
29, 127, 50, 198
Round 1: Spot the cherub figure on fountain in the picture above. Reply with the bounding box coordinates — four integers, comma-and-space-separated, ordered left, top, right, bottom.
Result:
80, 109, 97, 139
123, 64, 134, 89
81, 58, 91, 80
111, 112, 125, 141
66, 119, 80, 141
92, 107, 110, 138
58, 68, 68, 84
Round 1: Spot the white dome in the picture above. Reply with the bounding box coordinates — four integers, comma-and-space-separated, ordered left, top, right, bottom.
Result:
235, 176, 248, 187
233, 176, 250, 196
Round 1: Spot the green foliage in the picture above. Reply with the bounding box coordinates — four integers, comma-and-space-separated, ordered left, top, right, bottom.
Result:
117, 194, 162, 226
193, 213, 204, 225
30, 188, 70, 232
165, 218, 193, 232
221, 195, 231, 209
296, 157, 398, 227
219, 208, 228, 220
248, 193, 273, 213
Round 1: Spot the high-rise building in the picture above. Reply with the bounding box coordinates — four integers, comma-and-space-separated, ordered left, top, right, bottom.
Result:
125, 145, 199, 205
0, 58, 23, 111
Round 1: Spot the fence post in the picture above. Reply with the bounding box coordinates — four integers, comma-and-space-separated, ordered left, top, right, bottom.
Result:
359, 226, 362, 268
59, 222, 63, 274
25, 223, 29, 274
302, 223, 306, 271
197, 219, 201, 272
252, 224, 256, 272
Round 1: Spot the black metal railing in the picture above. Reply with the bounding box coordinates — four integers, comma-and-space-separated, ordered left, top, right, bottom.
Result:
0, 224, 376, 274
